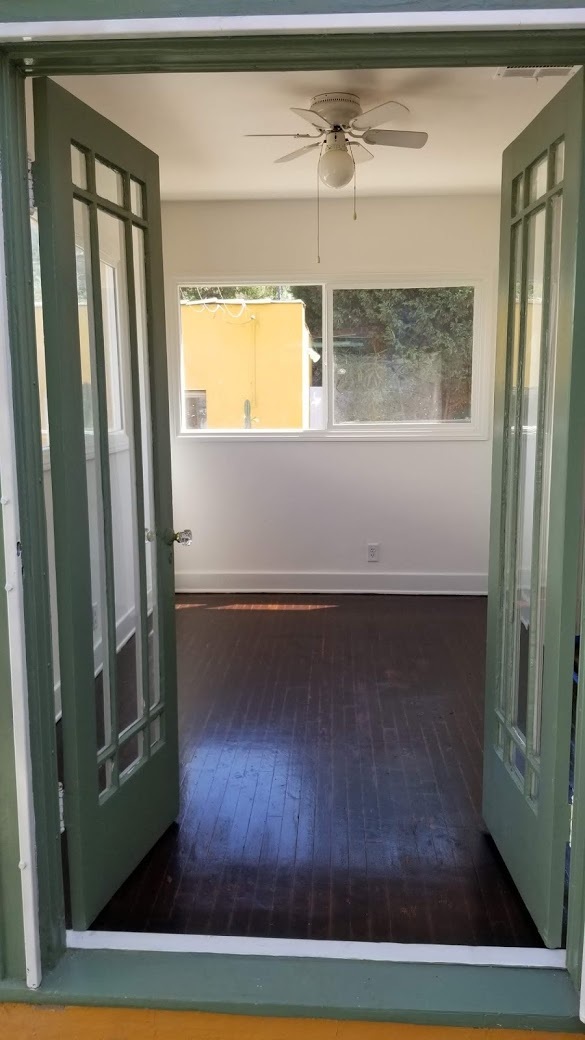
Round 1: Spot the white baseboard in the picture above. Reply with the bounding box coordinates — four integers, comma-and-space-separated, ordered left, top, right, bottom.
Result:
174, 571, 488, 595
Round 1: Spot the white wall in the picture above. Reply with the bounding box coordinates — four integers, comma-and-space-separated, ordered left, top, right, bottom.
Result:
164, 194, 500, 594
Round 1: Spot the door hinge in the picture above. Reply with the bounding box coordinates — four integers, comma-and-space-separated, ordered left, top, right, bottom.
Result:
58, 781, 65, 834
569, 797, 574, 847
28, 158, 36, 214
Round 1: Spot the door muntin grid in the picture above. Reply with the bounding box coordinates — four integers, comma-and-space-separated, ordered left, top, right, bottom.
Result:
496, 139, 565, 807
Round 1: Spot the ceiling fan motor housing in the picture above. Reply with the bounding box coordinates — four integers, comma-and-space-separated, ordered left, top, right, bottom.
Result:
310, 92, 362, 128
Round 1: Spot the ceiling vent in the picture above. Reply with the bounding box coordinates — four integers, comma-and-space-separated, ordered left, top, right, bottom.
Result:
495, 65, 577, 80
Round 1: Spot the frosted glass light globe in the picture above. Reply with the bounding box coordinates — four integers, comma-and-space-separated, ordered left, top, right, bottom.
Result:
318, 133, 354, 188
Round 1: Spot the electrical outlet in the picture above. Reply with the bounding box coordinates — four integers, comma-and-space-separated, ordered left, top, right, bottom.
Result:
367, 543, 380, 564
92, 603, 99, 631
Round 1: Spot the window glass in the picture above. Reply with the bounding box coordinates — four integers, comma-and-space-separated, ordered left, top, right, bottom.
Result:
332, 286, 475, 426
185, 390, 208, 430
179, 285, 323, 431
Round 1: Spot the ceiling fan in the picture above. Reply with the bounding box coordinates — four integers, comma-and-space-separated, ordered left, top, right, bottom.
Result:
246, 92, 429, 188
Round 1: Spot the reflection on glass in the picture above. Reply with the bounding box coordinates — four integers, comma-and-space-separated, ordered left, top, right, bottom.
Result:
513, 744, 526, 780
74, 199, 112, 755
531, 194, 563, 755
119, 732, 144, 777
332, 287, 475, 425
95, 159, 124, 205
31, 214, 65, 726
31, 217, 49, 449
100, 261, 124, 434
71, 145, 87, 189
500, 223, 523, 716
97, 209, 144, 738
130, 179, 144, 217
98, 757, 115, 796
553, 140, 565, 186
133, 226, 160, 712
512, 173, 524, 216
513, 206, 546, 739
150, 716, 162, 749
178, 284, 324, 431
528, 155, 548, 204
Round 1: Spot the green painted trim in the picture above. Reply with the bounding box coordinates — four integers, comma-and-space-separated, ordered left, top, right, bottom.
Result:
5, 30, 585, 76
0, 0, 585, 18
0, 55, 65, 977
0, 490, 25, 980
0, 951, 581, 1031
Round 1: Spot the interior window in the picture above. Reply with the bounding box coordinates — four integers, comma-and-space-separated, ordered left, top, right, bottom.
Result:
332, 286, 475, 426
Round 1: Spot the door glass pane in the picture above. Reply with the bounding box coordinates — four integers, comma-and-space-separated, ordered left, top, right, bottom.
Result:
133, 225, 161, 712
531, 193, 563, 755
528, 154, 548, 203
71, 145, 87, 189
100, 261, 124, 434
130, 179, 144, 217
74, 199, 112, 755
499, 222, 523, 716
512, 173, 524, 216
98, 757, 115, 797
95, 159, 124, 205
96, 210, 145, 738
119, 731, 145, 777
512, 206, 546, 740
553, 140, 565, 185
150, 715, 162, 749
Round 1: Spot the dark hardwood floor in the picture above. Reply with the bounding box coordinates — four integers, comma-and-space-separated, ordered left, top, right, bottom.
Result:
92, 593, 542, 946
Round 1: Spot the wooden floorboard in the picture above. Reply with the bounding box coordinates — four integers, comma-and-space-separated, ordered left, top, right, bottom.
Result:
92, 593, 543, 947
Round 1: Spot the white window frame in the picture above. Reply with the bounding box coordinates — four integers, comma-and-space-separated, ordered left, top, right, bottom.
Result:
175, 275, 492, 442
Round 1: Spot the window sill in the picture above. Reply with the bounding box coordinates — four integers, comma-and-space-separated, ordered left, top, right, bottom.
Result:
176, 425, 489, 444
0, 950, 579, 1030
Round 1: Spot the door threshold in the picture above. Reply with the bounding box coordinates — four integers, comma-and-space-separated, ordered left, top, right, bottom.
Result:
66, 929, 566, 968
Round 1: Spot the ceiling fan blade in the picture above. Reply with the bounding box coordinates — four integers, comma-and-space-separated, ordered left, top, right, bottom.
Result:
274, 142, 321, 164
362, 128, 428, 149
245, 132, 319, 139
351, 99, 410, 131
290, 107, 332, 131
349, 141, 374, 164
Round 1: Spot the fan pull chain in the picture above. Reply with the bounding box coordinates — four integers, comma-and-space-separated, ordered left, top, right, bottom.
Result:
353, 159, 357, 221
316, 142, 323, 264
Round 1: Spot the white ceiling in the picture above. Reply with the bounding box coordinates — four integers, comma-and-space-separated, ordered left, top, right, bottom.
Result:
54, 67, 571, 201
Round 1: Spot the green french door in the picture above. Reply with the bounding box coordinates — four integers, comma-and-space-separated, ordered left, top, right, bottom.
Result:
484, 70, 585, 948
34, 78, 180, 929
